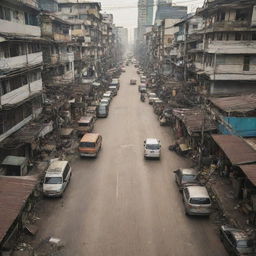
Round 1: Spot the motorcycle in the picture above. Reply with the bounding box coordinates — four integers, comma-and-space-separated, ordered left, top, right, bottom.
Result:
140, 93, 145, 102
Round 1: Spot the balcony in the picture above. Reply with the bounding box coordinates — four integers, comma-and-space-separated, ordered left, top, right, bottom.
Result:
205, 40, 256, 54
0, 20, 41, 37
59, 52, 74, 63
206, 20, 249, 32
176, 34, 185, 42
51, 71, 74, 85
0, 52, 43, 71
1, 79, 43, 106
17, 0, 39, 9
204, 64, 256, 80
188, 43, 204, 53
53, 33, 71, 42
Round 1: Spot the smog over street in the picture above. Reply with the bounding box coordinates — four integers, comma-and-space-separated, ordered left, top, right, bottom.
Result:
0, 0, 255, 255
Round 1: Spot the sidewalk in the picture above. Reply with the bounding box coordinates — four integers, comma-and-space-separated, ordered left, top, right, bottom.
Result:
208, 174, 252, 229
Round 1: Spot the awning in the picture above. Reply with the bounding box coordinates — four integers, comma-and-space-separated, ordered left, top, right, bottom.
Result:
0, 176, 37, 246
173, 108, 217, 135
237, 164, 256, 186
0, 122, 53, 150
212, 135, 256, 165
209, 94, 256, 113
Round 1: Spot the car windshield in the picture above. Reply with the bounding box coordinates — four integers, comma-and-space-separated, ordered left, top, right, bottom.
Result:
182, 175, 196, 182
99, 106, 106, 110
237, 240, 253, 248
79, 122, 89, 127
80, 142, 96, 148
190, 198, 211, 205
146, 144, 160, 150
45, 177, 62, 184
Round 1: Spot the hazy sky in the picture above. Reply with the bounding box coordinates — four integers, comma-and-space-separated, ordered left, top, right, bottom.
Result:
100, 0, 205, 40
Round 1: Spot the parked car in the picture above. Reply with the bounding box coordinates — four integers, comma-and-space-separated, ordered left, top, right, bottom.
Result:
77, 116, 95, 136
174, 168, 199, 190
86, 106, 97, 118
79, 133, 102, 158
153, 99, 164, 114
220, 225, 256, 256
147, 92, 156, 98
149, 97, 159, 105
138, 85, 147, 93
121, 67, 126, 72
111, 78, 120, 89
182, 185, 212, 216
100, 98, 110, 107
108, 86, 118, 96
140, 75, 146, 83
103, 91, 112, 100
144, 138, 161, 159
97, 104, 109, 118
43, 160, 72, 197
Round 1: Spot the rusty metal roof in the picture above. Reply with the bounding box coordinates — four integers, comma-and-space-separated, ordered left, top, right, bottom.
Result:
209, 94, 256, 113
237, 165, 256, 186
0, 176, 37, 245
212, 135, 256, 165
172, 108, 216, 135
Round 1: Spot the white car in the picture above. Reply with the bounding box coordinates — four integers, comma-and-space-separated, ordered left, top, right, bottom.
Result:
144, 138, 161, 159
103, 91, 112, 99
148, 92, 156, 98
149, 97, 159, 105
100, 98, 110, 106
183, 185, 212, 216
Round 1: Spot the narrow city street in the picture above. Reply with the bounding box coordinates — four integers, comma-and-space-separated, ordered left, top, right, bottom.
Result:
35, 65, 227, 256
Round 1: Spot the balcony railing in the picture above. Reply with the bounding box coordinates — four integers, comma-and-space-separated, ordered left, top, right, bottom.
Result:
0, 20, 40, 37
0, 52, 42, 71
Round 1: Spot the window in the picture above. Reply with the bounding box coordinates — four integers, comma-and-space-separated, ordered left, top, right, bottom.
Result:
217, 33, 223, 40
0, 6, 11, 21
0, 80, 10, 95
243, 56, 250, 71
236, 9, 249, 21
235, 32, 241, 41
242, 33, 249, 41
9, 44, 20, 57
252, 32, 256, 41
25, 12, 29, 24
190, 198, 211, 205
193, 24, 198, 29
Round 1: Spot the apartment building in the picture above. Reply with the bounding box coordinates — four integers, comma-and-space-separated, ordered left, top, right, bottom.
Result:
0, 0, 43, 143
195, 0, 256, 95
41, 13, 75, 87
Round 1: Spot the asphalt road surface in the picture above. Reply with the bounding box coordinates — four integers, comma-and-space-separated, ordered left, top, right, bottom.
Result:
35, 65, 227, 256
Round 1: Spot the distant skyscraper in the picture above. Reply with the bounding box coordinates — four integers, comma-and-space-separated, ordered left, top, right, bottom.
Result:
155, 1, 187, 25
137, 0, 153, 41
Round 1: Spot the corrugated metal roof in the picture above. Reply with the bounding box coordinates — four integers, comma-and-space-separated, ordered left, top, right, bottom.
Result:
0, 176, 37, 245
173, 108, 216, 135
237, 164, 256, 186
209, 94, 256, 113
1, 156, 27, 166
212, 135, 256, 165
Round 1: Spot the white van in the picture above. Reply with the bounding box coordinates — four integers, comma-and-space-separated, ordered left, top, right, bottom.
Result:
43, 160, 72, 197
144, 138, 161, 159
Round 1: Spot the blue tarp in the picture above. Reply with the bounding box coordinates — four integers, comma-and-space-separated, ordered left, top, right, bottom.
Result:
219, 117, 256, 137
